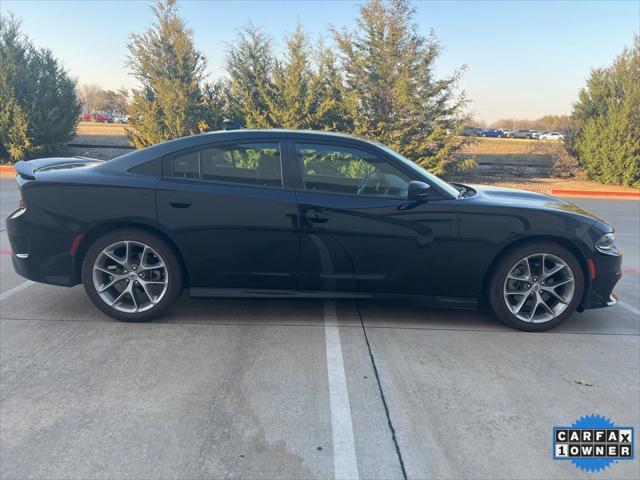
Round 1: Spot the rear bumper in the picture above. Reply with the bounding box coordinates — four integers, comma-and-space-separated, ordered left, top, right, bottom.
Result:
6, 208, 78, 287
582, 252, 622, 309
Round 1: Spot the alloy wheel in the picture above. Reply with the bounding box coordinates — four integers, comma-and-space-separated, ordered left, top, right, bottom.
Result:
503, 253, 575, 323
92, 240, 169, 313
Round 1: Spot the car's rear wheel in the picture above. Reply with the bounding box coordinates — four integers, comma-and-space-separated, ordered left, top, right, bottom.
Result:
82, 229, 183, 321
489, 242, 584, 331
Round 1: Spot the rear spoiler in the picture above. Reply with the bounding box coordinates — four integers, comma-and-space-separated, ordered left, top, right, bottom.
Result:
14, 157, 104, 180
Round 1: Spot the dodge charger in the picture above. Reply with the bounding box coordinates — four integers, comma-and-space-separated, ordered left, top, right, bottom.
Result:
6, 129, 622, 330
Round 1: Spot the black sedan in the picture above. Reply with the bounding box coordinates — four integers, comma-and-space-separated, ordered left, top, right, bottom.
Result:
6, 129, 622, 331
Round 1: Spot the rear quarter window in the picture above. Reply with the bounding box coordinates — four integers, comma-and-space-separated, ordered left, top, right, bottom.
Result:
128, 158, 162, 177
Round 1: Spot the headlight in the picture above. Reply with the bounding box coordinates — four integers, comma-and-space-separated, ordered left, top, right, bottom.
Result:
595, 233, 615, 253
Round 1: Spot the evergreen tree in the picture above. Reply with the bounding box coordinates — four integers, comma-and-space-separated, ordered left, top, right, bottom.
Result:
312, 42, 353, 131
269, 22, 316, 129
0, 15, 80, 161
126, 0, 210, 147
570, 37, 639, 186
334, 0, 467, 175
202, 79, 228, 132
225, 24, 277, 128
0, 67, 30, 160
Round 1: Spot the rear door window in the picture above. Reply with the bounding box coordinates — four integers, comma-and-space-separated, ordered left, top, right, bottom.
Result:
167, 143, 282, 188
171, 151, 199, 179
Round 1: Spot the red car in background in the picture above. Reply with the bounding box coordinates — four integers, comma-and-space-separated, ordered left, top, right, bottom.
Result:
81, 113, 112, 123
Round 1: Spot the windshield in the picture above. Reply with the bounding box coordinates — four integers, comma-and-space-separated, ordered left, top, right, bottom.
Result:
375, 143, 462, 198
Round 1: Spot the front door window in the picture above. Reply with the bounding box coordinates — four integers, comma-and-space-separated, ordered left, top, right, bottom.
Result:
295, 143, 411, 197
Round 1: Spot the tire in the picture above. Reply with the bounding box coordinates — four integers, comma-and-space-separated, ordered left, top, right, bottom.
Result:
82, 229, 183, 321
488, 242, 584, 331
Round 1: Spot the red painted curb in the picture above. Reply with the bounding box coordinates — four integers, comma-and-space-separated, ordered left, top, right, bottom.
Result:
526, 188, 640, 198
549, 189, 640, 199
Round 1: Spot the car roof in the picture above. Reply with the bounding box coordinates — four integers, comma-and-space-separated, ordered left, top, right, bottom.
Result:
202, 128, 387, 148
205, 128, 388, 146
208, 128, 353, 138
101, 128, 384, 172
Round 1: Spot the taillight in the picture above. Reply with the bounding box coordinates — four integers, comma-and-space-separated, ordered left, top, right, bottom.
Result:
8, 189, 27, 220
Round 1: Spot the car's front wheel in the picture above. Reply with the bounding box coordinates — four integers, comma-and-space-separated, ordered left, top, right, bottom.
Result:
82, 229, 183, 321
489, 242, 584, 331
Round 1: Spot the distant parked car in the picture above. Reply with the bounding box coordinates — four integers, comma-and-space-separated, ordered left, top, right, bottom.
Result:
508, 129, 534, 139
112, 114, 129, 123
500, 129, 512, 137
531, 130, 542, 139
540, 132, 565, 141
481, 129, 504, 138
461, 127, 484, 137
95, 114, 111, 123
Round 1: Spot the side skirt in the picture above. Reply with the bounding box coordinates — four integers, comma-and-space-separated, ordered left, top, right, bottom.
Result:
189, 287, 478, 309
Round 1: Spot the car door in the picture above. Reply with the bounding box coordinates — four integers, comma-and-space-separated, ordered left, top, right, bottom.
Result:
291, 140, 459, 297
156, 140, 299, 291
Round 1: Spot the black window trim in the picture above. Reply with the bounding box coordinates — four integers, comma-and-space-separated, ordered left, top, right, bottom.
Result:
160, 139, 291, 191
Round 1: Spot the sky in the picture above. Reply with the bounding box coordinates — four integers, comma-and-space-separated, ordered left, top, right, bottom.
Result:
2, 0, 638, 123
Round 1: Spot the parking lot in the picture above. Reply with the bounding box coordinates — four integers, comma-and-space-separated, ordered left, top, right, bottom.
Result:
0, 177, 638, 479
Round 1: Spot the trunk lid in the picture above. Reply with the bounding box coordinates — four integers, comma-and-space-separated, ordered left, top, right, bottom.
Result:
14, 157, 103, 180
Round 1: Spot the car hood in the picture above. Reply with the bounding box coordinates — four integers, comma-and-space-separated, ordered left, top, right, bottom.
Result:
465, 184, 607, 224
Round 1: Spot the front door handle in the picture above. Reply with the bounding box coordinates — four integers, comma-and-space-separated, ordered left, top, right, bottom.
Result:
306, 211, 329, 224
168, 197, 193, 208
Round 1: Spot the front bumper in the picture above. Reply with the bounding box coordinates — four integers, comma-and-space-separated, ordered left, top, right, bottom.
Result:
582, 251, 622, 309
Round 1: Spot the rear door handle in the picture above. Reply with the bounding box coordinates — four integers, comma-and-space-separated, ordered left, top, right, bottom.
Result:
168, 197, 192, 208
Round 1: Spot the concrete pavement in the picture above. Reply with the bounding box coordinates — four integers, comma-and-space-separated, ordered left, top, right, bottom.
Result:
0, 178, 638, 479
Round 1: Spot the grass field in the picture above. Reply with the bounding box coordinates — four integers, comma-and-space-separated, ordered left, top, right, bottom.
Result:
77, 122, 127, 136
461, 137, 544, 155
74, 122, 130, 150
460, 137, 567, 165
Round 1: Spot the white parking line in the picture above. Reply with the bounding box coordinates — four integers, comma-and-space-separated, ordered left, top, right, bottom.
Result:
0, 280, 34, 302
324, 300, 359, 480
619, 300, 640, 317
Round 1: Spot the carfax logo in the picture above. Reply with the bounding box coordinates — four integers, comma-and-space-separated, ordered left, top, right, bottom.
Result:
553, 414, 635, 472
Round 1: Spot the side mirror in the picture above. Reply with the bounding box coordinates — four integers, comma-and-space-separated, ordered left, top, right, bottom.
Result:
407, 181, 431, 201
